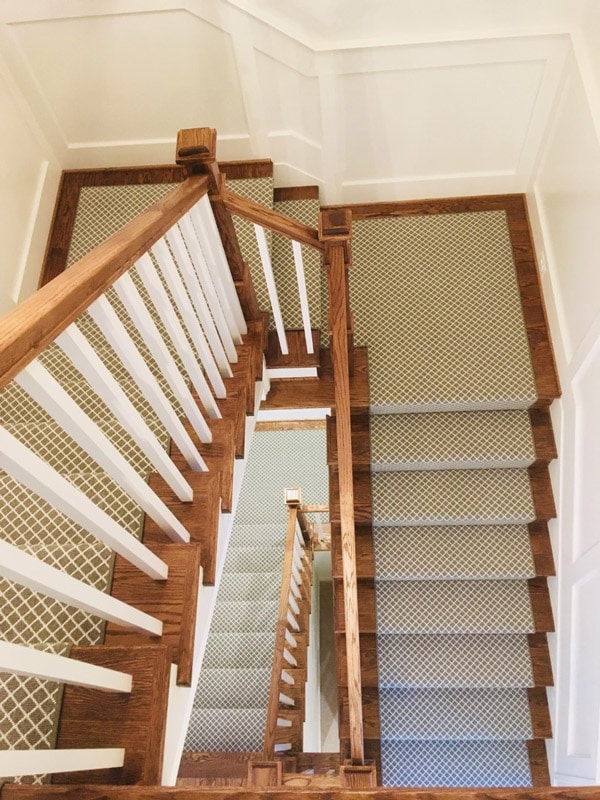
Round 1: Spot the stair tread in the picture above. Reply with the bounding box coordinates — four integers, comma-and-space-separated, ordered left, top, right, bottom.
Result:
375, 579, 534, 634
373, 524, 535, 580
379, 687, 533, 740
350, 212, 536, 412
217, 571, 282, 602
377, 633, 534, 688
370, 409, 535, 471
203, 631, 276, 669
211, 600, 279, 632
372, 468, 535, 526
379, 739, 532, 787
186, 706, 267, 752
193, 667, 271, 709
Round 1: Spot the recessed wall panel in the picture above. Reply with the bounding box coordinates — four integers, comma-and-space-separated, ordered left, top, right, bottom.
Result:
10, 11, 249, 145
339, 60, 545, 182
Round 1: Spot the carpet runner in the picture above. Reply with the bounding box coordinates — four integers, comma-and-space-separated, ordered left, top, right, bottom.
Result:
351, 209, 546, 787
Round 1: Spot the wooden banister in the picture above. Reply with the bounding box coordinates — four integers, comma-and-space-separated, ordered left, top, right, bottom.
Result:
264, 505, 300, 758
320, 208, 364, 765
223, 189, 324, 252
0, 175, 208, 392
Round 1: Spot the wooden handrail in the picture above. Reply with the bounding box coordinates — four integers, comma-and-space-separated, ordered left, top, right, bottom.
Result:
264, 505, 300, 758
223, 189, 324, 252
0, 175, 209, 392
320, 209, 364, 764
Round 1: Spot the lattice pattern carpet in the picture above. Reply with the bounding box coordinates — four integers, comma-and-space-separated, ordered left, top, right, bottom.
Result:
360, 210, 542, 786
185, 428, 326, 752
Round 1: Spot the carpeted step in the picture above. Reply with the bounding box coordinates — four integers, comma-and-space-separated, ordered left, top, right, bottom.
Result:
372, 469, 535, 527
211, 601, 280, 633
193, 668, 271, 708
376, 633, 534, 688
370, 410, 535, 472
202, 632, 275, 670
379, 739, 532, 787
373, 525, 535, 580
186, 706, 266, 752
375, 580, 534, 634
217, 571, 282, 602
379, 687, 533, 739
225, 545, 287, 573
350, 212, 536, 413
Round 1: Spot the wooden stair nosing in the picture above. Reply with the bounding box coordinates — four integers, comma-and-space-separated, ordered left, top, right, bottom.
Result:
144, 470, 220, 585
54, 645, 171, 785
104, 542, 202, 686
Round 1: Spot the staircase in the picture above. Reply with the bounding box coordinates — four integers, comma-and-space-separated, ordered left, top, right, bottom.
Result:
346, 205, 557, 786
0, 134, 560, 792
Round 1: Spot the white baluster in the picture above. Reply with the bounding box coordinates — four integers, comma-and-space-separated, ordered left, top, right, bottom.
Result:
56, 325, 192, 503
292, 240, 314, 354
285, 629, 297, 649
145, 243, 226, 400
0, 539, 162, 635
0, 425, 169, 579
162, 226, 234, 375
15, 361, 191, 545
0, 748, 125, 776
288, 592, 300, 616
114, 267, 219, 428
176, 215, 238, 364
0, 641, 132, 692
193, 195, 246, 339
287, 609, 300, 632
87, 294, 209, 466
254, 224, 288, 355
283, 647, 297, 667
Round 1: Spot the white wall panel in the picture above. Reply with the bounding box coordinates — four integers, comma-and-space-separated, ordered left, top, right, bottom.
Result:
339, 61, 544, 181
10, 10, 248, 166
0, 62, 60, 313
529, 46, 600, 785
255, 51, 321, 145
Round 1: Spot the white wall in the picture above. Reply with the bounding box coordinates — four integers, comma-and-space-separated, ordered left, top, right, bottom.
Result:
527, 13, 600, 783
0, 54, 61, 316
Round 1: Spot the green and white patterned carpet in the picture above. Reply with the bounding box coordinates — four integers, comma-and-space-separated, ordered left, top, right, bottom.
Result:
351, 211, 542, 787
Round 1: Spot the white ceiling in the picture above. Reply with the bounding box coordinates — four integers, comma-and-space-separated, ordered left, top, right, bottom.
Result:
0, 0, 585, 203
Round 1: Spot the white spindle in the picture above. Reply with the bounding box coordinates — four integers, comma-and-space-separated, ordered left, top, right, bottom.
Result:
172, 218, 238, 366
145, 244, 226, 403
0, 539, 162, 635
57, 325, 193, 503
163, 225, 234, 375
87, 295, 208, 468
281, 669, 295, 685
16, 361, 191, 545
0, 426, 169, 580
254, 224, 288, 355
289, 574, 302, 600
283, 647, 297, 667
288, 592, 300, 616
287, 609, 300, 631
285, 629, 297, 649
277, 716, 292, 727
0, 641, 132, 692
193, 195, 246, 338
115, 266, 219, 429
0, 748, 125, 775
292, 240, 314, 354
279, 692, 294, 706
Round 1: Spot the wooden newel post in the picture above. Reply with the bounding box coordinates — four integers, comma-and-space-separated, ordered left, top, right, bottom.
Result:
175, 127, 261, 319
319, 208, 365, 765
319, 209, 354, 376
